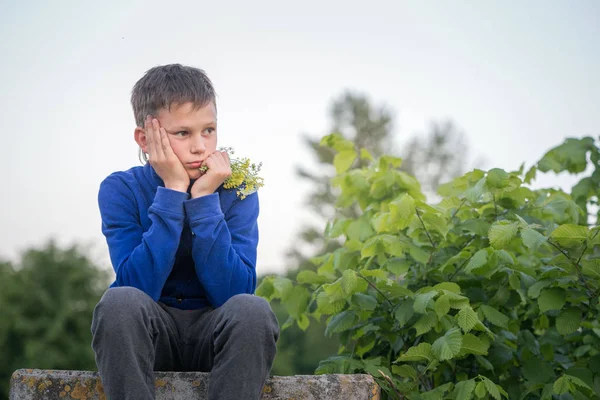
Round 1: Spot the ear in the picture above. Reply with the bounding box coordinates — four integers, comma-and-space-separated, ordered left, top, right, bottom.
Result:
134, 126, 148, 153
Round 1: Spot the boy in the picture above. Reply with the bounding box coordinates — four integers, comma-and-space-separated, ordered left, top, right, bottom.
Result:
92, 63, 279, 400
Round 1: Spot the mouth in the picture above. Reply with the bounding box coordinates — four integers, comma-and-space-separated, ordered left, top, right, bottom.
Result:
187, 161, 203, 169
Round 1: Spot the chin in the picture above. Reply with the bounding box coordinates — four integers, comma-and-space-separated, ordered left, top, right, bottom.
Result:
187, 170, 202, 180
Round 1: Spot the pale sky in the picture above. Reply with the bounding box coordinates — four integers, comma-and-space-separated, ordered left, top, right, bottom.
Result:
1, 1, 598, 276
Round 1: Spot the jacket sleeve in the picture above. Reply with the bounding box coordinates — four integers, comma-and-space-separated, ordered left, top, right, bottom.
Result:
98, 175, 188, 300
184, 190, 259, 308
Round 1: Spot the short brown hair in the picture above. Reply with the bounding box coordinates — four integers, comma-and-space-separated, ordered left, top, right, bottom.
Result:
131, 63, 217, 162
131, 63, 216, 126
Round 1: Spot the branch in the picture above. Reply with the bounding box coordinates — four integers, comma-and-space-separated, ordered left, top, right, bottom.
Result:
547, 239, 593, 296
450, 198, 467, 220
358, 256, 393, 306
448, 237, 477, 281
576, 229, 599, 266
377, 369, 405, 399
416, 208, 436, 248
358, 272, 394, 307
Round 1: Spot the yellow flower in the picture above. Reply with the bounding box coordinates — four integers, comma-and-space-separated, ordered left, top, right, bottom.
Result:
199, 147, 264, 199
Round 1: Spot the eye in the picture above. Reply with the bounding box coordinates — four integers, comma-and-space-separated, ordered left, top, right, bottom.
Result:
175, 131, 189, 137
203, 127, 215, 136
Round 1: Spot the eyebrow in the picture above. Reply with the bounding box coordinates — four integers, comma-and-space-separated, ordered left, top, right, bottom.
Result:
168, 121, 216, 132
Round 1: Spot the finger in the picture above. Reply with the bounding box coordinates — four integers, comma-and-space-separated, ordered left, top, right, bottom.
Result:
153, 119, 165, 159
160, 127, 177, 159
221, 151, 230, 165
145, 116, 156, 159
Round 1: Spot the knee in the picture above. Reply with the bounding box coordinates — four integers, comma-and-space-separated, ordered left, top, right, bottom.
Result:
92, 287, 151, 332
222, 294, 279, 336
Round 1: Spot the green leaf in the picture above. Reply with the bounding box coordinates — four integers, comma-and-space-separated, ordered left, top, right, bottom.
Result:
284, 285, 310, 318
414, 291, 438, 314
431, 327, 463, 361
326, 218, 351, 238
538, 288, 566, 313
553, 375, 571, 395
320, 132, 354, 152
352, 293, 378, 311
422, 211, 449, 238
346, 217, 375, 242
550, 224, 588, 248
465, 249, 488, 273
413, 312, 438, 336
460, 219, 491, 236
360, 148, 373, 161
522, 358, 556, 384
397, 342, 433, 362
537, 137, 593, 174
475, 381, 486, 398
255, 276, 274, 299
420, 382, 453, 400
434, 294, 451, 318
521, 228, 547, 251
508, 273, 520, 291
480, 305, 509, 329
325, 311, 357, 337
487, 168, 510, 189
567, 375, 593, 391
582, 259, 600, 278
296, 270, 329, 285
457, 307, 479, 333
488, 221, 519, 249
453, 379, 476, 400
460, 333, 489, 356
333, 149, 357, 174
391, 194, 416, 225
524, 165, 537, 184
341, 269, 358, 294
433, 282, 461, 294
316, 291, 346, 314
361, 237, 382, 259
528, 279, 552, 299
391, 364, 417, 380
556, 307, 581, 335
482, 376, 502, 400
385, 257, 410, 276
272, 277, 293, 300
297, 314, 309, 331
395, 300, 415, 327
465, 177, 486, 203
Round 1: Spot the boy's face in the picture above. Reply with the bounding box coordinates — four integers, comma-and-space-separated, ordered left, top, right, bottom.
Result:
154, 101, 218, 181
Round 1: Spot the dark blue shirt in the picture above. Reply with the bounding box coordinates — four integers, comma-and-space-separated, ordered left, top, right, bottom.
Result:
97, 163, 259, 309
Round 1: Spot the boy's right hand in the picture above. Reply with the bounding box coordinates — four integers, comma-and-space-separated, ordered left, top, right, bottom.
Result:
145, 115, 189, 192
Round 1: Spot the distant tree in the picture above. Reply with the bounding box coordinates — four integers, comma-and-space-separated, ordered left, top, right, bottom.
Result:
0, 240, 109, 400
288, 91, 470, 270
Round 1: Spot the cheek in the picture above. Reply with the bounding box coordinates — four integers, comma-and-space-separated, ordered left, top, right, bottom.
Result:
169, 141, 185, 159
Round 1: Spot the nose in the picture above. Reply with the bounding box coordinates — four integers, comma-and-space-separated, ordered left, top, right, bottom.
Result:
191, 133, 206, 154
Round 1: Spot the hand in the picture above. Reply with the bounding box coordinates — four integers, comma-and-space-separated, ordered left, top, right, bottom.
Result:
191, 151, 232, 198
145, 115, 189, 192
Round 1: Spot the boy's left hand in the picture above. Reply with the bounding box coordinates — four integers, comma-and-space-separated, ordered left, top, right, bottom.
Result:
191, 151, 232, 198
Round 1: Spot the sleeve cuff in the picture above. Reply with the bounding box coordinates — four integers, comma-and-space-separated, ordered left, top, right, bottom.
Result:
184, 192, 223, 221
152, 187, 190, 215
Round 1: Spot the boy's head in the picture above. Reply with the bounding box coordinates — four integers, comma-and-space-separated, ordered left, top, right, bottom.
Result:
132, 64, 218, 180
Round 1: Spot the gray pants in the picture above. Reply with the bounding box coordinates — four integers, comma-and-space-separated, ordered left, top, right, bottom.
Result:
91, 287, 279, 400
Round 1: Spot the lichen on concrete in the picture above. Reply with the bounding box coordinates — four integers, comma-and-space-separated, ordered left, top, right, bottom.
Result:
10, 369, 380, 399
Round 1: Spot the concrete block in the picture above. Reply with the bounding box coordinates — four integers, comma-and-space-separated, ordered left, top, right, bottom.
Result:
10, 369, 381, 399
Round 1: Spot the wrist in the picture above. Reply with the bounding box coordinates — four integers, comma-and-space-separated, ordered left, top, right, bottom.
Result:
191, 189, 213, 199
165, 181, 188, 193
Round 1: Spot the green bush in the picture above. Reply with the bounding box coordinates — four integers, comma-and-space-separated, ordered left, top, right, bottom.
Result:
258, 135, 600, 399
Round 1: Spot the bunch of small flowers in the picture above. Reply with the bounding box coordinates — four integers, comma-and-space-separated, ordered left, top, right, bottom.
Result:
199, 147, 264, 199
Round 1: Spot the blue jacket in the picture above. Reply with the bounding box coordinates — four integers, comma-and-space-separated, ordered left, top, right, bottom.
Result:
97, 162, 259, 309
